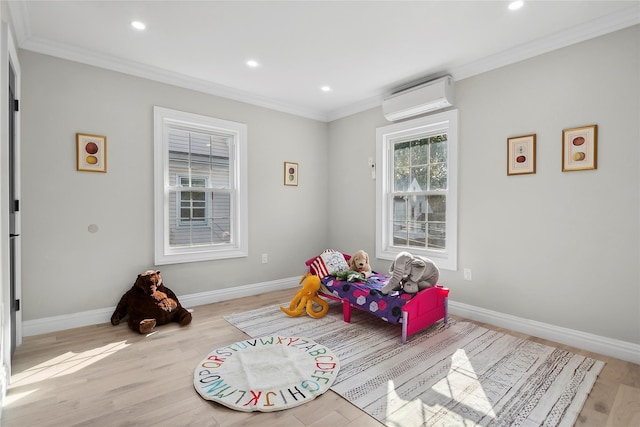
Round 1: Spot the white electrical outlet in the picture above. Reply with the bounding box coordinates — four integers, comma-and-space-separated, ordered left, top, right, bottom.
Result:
262, 253, 268, 264
463, 268, 472, 281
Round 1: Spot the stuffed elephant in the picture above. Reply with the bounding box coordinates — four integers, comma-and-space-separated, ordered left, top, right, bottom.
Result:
381, 251, 440, 294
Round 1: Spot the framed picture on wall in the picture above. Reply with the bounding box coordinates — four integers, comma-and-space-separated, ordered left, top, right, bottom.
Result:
284, 162, 298, 186
76, 133, 107, 173
562, 125, 597, 172
507, 134, 536, 175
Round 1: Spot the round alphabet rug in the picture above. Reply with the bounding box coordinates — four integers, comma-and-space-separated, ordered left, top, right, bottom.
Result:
193, 336, 340, 412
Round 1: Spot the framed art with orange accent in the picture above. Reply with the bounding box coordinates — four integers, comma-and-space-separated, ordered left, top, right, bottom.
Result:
76, 133, 107, 173
507, 134, 536, 175
284, 161, 298, 186
562, 125, 597, 172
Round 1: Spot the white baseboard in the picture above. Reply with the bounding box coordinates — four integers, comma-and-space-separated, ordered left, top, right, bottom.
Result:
21, 281, 639, 365
448, 300, 640, 365
22, 276, 299, 337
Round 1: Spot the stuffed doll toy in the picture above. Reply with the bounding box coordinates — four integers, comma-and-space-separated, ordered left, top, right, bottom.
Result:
111, 270, 192, 334
349, 250, 372, 279
381, 251, 439, 294
280, 273, 328, 319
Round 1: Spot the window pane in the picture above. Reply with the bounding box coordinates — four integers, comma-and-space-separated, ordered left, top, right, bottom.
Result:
193, 207, 205, 220
189, 132, 211, 177
394, 141, 410, 167
211, 193, 231, 243
406, 222, 426, 248
430, 136, 447, 162
211, 136, 231, 189
169, 190, 231, 246
394, 137, 450, 192
212, 163, 230, 189
168, 130, 190, 186
428, 222, 446, 249
427, 195, 446, 249
394, 167, 410, 192
393, 221, 408, 246
412, 166, 428, 190
392, 195, 431, 249
412, 139, 429, 165
428, 195, 446, 221
168, 130, 230, 189
430, 162, 447, 190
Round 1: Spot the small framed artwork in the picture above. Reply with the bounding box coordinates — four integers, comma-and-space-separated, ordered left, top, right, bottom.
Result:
507, 134, 536, 175
284, 161, 298, 186
76, 133, 107, 173
562, 125, 597, 172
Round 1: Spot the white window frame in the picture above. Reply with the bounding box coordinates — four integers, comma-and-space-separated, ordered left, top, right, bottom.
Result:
375, 109, 458, 271
154, 107, 248, 264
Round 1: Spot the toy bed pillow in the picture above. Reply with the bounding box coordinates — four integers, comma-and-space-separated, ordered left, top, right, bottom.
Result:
305, 249, 351, 278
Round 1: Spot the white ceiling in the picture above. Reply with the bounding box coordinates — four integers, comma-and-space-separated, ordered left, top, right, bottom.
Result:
7, 1, 640, 121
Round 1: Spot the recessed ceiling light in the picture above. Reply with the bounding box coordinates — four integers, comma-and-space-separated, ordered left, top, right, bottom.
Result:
246, 60, 259, 68
131, 21, 146, 30
321, 86, 332, 92
508, 1, 524, 11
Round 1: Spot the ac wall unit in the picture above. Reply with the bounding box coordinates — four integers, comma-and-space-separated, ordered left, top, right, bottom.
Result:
382, 75, 454, 121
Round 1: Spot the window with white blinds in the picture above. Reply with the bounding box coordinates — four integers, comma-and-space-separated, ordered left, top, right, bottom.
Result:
154, 107, 248, 264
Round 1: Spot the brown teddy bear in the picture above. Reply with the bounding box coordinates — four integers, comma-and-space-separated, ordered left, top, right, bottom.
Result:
111, 270, 192, 334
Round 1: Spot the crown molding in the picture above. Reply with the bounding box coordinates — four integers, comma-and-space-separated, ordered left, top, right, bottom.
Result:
329, 4, 640, 121
326, 94, 383, 122
450, 3, 640, 82
7, 2, 640, 123
20, 36, 330, 122
6, 0, 29, 46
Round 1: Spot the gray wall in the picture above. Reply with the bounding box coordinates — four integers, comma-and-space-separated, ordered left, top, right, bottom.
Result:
327, 25, 639, 344
19, 25, 639, 345
19, 51, 329, 320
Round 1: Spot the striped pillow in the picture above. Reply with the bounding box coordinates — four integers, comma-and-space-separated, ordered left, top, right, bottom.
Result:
308, 249, 349, 278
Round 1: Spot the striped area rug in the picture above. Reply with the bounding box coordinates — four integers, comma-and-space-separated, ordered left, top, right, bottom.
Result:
225, 303, 605, 427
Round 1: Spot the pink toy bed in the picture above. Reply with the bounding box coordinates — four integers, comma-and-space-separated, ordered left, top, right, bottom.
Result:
305, 250, 450, 343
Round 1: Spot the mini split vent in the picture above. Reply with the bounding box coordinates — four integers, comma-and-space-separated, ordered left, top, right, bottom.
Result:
382, 75, 454, 121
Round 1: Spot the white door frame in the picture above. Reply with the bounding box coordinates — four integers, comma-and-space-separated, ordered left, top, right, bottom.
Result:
1, 17, 21, 400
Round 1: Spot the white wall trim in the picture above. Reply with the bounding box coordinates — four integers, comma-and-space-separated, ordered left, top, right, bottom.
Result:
22, 278, 639, 365
22, 276, 299, 337
451, 4, 640, 82
449, 300, 640, 365
7, 2, 638, 123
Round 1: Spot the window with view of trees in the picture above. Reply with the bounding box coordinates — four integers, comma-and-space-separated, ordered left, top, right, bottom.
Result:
154, 107, 247, 264
376, 110, 458, 270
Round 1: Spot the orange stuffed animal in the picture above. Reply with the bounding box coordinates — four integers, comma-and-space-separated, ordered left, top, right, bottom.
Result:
280, 273, 328, 319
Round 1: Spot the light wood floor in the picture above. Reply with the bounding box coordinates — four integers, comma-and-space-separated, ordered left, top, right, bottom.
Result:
2, 289, 639, 426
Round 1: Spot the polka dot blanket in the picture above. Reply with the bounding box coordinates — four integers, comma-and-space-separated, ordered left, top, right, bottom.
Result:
320, 273, 414, 324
